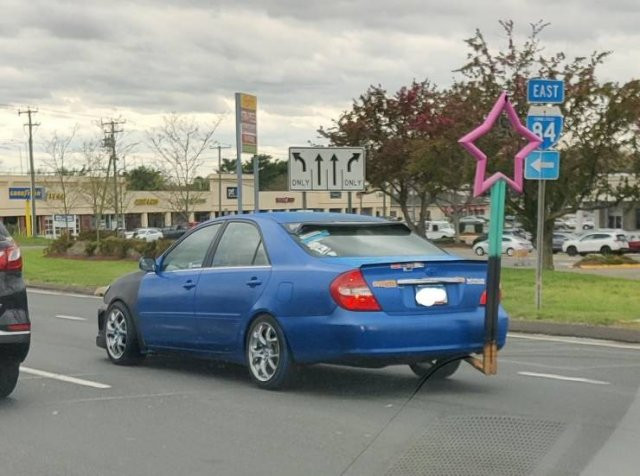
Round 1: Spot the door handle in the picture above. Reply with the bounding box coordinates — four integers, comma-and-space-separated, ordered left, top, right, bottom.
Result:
183, 280, 196, 290
246, 277, 262, 287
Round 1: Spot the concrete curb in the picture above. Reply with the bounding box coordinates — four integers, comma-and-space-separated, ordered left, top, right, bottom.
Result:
575, 264, 640, 269
510, 320, 640, 344
26, 283, 97, 296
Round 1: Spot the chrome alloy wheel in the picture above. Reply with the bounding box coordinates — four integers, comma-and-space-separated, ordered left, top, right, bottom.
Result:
248, 322, 280, 382
106, 308, 127, 360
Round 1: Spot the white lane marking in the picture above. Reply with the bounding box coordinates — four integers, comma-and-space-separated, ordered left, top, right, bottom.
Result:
55, 314, 87, 321
60, 392, 189, 404
509, 332, 640, 351
27, 288, 101, 299
518, 371, 610, 385
20, 367, 111, 389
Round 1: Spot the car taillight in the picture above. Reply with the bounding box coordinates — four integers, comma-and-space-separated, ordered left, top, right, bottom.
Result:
0, 245, 22, 271
7, 323, 30, 332
479, 289, 502, 306
330, 269, 381, 312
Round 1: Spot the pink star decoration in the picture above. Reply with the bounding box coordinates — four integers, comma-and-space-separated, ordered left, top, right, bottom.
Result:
458, 91, 542, 197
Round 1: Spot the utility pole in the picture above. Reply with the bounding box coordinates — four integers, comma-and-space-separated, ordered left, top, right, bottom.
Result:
18, 108, 39, 236
102, 119, 125, 231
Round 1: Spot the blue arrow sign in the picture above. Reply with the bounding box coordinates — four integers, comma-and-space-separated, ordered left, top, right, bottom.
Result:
525, 151, 560, 180
527, 114, 564, 150
527, 79, 564, 104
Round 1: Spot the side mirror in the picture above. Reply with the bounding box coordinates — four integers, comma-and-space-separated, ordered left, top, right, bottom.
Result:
139, 257, 157, 273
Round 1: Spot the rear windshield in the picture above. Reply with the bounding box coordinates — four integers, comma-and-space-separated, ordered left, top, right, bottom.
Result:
289, 223, 446, 257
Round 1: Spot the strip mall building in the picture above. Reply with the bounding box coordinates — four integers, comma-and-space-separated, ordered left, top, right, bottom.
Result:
0, 173, 477, 237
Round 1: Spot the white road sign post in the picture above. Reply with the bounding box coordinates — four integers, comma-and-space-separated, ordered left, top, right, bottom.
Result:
288, 147, 366, 193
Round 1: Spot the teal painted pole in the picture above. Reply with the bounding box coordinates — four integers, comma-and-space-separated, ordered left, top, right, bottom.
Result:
483, 180, 506, 373
488, 180, 506, 257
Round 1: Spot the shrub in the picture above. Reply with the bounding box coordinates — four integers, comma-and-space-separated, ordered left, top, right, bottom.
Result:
575, 254, 637, 267
98, 237, 130, 259
133, 238, 174, 258
85, 241, 98, 257
44, 235, 73, 256
154, 239, 174, 257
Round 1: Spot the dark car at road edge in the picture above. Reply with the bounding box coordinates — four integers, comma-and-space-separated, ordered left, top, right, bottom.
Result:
0, 224, 31, 399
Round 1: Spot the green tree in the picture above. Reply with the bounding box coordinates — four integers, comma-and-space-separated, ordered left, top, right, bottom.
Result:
319, 81, 455, 236
191, 176, 210, 191
125, 165, 166, 191
457, 20, 640, 268
220, 154, 288, 191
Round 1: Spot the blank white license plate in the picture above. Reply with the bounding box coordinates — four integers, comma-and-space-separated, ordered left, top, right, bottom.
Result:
415, 286, 448, 307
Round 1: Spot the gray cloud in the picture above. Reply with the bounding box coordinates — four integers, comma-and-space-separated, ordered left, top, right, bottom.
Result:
0, 0, 638, 169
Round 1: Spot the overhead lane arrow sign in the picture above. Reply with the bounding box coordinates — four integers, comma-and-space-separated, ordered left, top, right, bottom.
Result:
315, 154, 323, 186
292, 152, 306, 172
347, 153, 360, 172
288, 147, 365, 191
330, 154, 338, 186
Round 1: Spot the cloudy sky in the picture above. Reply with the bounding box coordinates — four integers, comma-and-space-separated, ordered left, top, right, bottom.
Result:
0, 0, 638, 175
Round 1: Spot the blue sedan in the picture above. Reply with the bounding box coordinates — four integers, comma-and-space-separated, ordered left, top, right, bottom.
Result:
96, 213, 508, 389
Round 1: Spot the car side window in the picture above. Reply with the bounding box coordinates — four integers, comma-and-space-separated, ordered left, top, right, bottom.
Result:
581, 234, 595, 241
161, 224, 221, 272
213, 222, 269, 267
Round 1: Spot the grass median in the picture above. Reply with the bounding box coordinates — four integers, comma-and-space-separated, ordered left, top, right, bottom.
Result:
501, 268, 640, 327
21, 248, 138, 290
19, 249, 640, 327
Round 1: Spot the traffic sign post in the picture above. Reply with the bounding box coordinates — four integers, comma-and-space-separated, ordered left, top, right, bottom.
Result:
526, 80, 565, 310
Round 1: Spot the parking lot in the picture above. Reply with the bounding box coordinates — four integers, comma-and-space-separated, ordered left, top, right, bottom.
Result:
447, 246, 640, 280
1, 289, 638, 475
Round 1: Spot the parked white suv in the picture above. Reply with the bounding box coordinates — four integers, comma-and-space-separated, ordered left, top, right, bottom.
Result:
562, 231, 629, 256
425, 221, 455, 240
473, 235, 533, 256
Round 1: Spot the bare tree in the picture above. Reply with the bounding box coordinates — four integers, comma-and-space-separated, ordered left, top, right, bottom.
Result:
77, 140, 111, 243
147, 114, 220, 223
42, 127, 81, 239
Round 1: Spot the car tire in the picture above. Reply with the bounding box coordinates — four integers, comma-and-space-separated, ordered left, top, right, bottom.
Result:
566, 246, 577, 257
474, 247, 485, 256
246, 315, 295, 390
0, 362, 20, 399
105, 302, 145, 365
506, 248, 514, 256
409, 358, 462, 380
600, 246, 612, 255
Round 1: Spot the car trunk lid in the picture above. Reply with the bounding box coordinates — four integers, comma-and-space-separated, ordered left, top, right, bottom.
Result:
357, 259, 487, 315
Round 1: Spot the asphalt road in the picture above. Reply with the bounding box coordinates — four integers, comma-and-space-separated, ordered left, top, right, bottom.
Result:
1, 290, 640, 475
